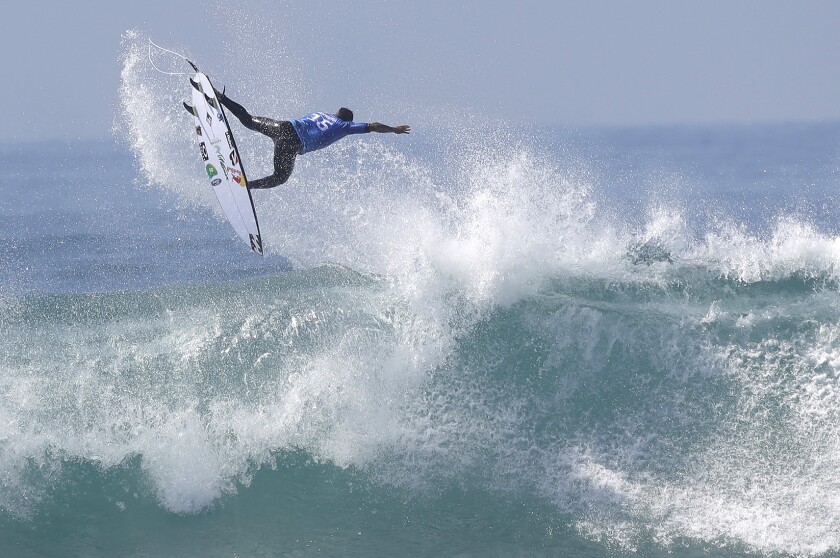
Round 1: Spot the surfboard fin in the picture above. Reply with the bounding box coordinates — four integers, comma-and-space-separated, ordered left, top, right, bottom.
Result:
189, 77, 203, 93
205, 93, 219, 110
183, 102, 198, 116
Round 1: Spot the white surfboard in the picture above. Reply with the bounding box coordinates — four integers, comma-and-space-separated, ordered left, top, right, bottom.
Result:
186, 72, 263, 255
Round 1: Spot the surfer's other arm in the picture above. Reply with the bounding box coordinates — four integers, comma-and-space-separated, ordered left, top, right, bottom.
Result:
367, 123, 411, 134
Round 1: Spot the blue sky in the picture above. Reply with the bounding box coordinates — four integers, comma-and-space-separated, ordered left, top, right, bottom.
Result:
3, 0, 840, 142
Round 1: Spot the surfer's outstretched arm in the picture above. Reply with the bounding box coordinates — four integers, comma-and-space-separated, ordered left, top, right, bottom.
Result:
367, 123, 411, 134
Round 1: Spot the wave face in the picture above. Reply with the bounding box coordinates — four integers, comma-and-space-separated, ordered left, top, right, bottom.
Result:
3, 23, 840, 558
6, 257, 840, 556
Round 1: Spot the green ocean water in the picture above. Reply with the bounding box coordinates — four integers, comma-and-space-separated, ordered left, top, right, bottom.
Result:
3, 260, 840, 557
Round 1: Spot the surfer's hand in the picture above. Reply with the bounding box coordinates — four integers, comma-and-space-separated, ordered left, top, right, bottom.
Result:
393, 125, 410, 134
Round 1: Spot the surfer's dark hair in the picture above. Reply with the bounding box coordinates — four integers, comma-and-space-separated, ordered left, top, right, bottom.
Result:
336, 108, 353, 121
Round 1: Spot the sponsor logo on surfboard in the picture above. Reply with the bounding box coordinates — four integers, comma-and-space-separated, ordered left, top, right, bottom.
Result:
206, 112, 213, 126
225, 131, 233, 149
211, 178, 222, 186
196, 126, 202, 136
228, 167, 246, 186
250, 234, 262, 253
206, 163, 218, 179
228, 150, 239, 166
213, 144, 229, 179
199, 142, 209, 162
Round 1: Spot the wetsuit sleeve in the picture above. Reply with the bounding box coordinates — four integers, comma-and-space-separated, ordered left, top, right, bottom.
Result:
347, 122, 369, 134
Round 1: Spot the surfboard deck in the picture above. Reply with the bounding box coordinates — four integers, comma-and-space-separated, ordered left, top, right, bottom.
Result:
187, 72, 263, 255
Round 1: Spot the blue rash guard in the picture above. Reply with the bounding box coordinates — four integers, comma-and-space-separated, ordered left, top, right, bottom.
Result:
290, 112, 369, 154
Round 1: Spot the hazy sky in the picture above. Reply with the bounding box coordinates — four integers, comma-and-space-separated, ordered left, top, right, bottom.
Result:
3, 0, 840, 142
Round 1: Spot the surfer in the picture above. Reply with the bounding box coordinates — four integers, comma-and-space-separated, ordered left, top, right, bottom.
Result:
213, 89, 410, 189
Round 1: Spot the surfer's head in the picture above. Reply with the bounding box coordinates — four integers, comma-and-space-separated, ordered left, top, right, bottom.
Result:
336, 108, 353, 122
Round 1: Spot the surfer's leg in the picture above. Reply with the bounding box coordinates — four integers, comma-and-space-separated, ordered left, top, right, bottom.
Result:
247, 148, 297, 190
217, 92, 300, 145
249, 117, 295, 142
216, 94, 284, 140
216, 93, 258, 129
248, 173, 293, 189
247, 175, 282, 190
226, 109, 290, 142
273, 151, 297, 184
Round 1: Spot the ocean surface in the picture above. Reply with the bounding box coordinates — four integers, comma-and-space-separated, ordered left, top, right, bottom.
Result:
5, 42, 840, 558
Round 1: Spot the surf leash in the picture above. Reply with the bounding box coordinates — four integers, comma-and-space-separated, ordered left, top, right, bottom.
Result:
148, 38, 199, 76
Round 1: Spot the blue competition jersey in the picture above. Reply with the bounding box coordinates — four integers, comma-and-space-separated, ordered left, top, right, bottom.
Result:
290, 113, 369, 154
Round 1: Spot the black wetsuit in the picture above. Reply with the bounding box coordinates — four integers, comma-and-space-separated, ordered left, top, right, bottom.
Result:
216, 92, 302, 189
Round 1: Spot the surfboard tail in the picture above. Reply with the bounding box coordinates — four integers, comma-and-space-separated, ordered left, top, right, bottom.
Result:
189, 77, 221, 109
